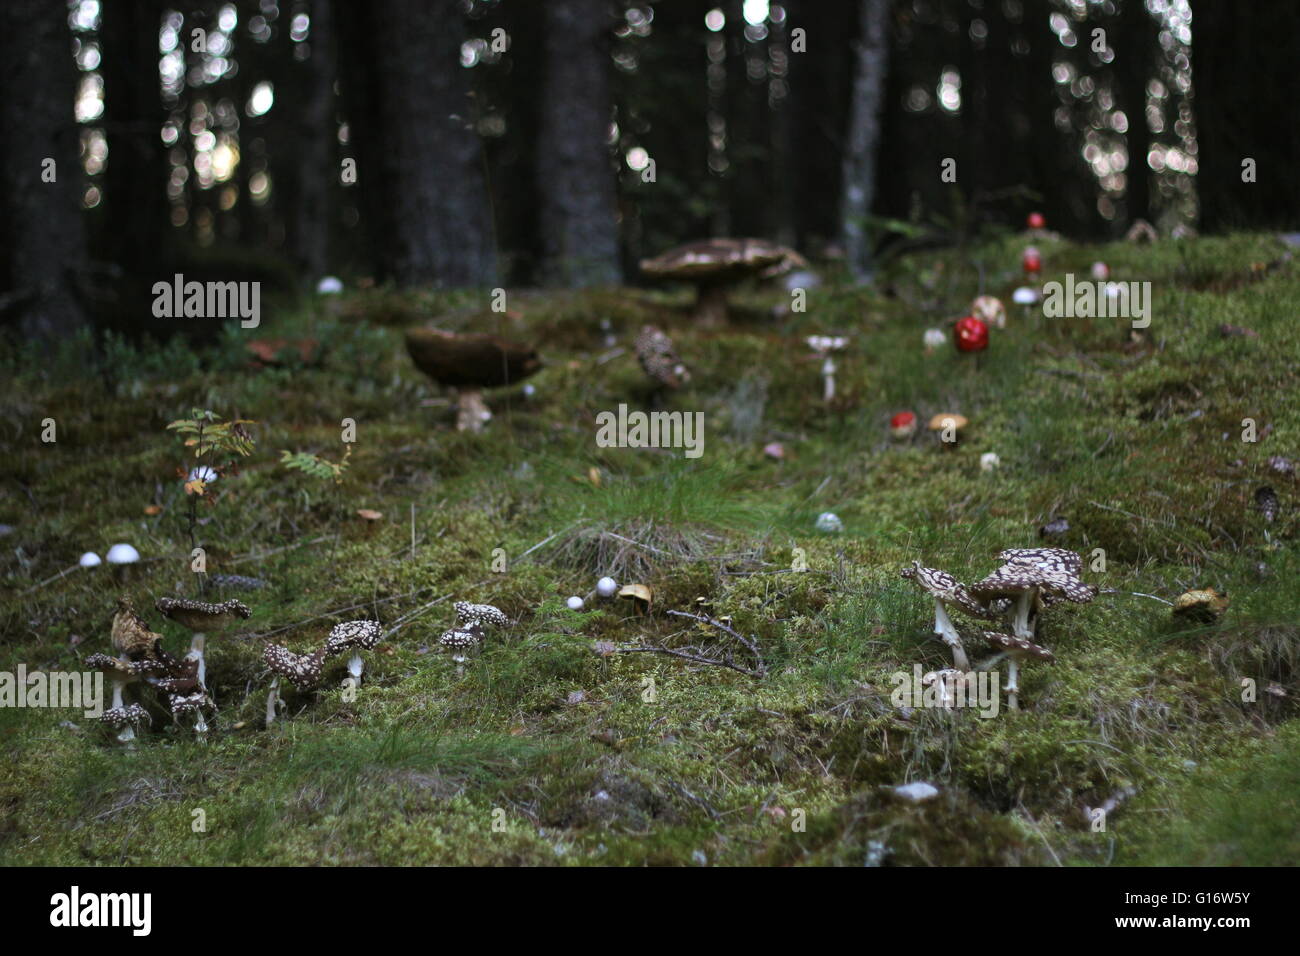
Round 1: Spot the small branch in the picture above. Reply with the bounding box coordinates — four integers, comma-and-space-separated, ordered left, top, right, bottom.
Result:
1100, 588, 1174, 607
666, 609, 763, 662
613, 645, 764, 678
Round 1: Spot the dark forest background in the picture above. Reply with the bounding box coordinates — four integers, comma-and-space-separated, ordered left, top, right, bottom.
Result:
2, 0, 1297, 341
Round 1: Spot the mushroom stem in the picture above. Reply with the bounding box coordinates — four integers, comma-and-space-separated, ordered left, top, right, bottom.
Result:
932, 601, 971, 670
695, 281, 729, 327
1010, 591, 1036, 640
1005, 657, 1020, 711
821, 356, 836, 403
265, 677, 280, 728
187, 633, 207, 690
110, 677, 135, 746
455, 388, 492, 432
347, 652, 364, 687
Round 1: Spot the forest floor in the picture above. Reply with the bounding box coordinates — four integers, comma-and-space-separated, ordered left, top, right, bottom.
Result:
1, 231, 1297, 866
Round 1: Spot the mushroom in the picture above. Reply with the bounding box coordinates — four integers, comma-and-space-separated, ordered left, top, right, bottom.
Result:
890, 410, 918, 440
596, 576, 619, 599
325, 619, 384, 687
154, 598, 251, 731
967, 548, 1096, 709
111, 597, 164, 660
639, 238, 807, 326
566, 596, 585, 611
634, 325, 690, 390
900, 561, 998, 670
1022, 246, 1042, 278
616, 584, 653, 614
979, 631, 1056, 707
928, 413, 968, 445
1026, 211, 1046, 231
1171, 588, 1229, 624
921, 668, 966, 709
970, 295, 1006, 329
954, 316, 989, 355
404, 328, 543, 433
1090, 261, 1110, 281
106, 543, 140, 566
79, 552, 102, 568
454, 601, 509, 630
806, 335, 848, 402
923, 328, 947, 353
980, 452, 1001, 472
439, 626, 482, 673
85, 653, 152, 746
262, 644, 330, 727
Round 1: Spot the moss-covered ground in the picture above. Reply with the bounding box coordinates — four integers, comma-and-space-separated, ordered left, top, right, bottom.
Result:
1, 232, 1296, 865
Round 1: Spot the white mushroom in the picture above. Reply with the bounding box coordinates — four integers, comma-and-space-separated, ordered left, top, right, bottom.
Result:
79, 552, 102, 568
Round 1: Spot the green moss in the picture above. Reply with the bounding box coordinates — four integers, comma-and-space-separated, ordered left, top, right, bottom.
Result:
1, 232, 1297, 865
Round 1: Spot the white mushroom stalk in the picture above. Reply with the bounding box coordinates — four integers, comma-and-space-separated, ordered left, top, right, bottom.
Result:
326, 620, 384, 688
155, 597, 252, 734
968, 548, 1097, 710
806, 336, 848, 403
900, 561, 997, 672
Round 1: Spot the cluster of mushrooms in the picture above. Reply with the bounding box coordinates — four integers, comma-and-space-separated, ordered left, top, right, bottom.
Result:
902, 547, 1098, 710
86, 594, 388, 742
438, 602, 510, 674
88, 596, 252, 742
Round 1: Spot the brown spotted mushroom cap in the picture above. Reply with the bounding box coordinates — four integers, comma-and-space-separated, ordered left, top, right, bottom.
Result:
901, 561, 998, 619
454, 602, 508, 629
439, 627, 482, 650
263, 644, 328, 690
326, 620, 383, 656
981, 631, 1056, 661
155, 597, 251, 631
969, 549, 1097, 604
98, 703, 151, 729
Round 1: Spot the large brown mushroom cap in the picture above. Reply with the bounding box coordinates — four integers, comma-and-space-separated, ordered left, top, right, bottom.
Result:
640, 239, 807, 326
325, 620, 384, 655
264, 644, 328, 691
639, 238, 804, 281
404, 328, 542, 390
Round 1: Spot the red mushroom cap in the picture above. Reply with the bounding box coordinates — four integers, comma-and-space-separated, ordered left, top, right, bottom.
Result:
890, 410, 918, 438
1027, 211, 1046, 230
1022, 247, 1042, 274
954, 316, 989, 353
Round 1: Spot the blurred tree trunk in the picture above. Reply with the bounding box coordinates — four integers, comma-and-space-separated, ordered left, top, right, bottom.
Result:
287, 0, 336, 284
99, 0, 170, 275
1114, 0, 1153, 226
788, 0, 855, 253
840, 0, 892, 280
535, 0, 620, 286
0, 0, 88, 338
337, 0, 496, 286
1193, 0, 1300, 231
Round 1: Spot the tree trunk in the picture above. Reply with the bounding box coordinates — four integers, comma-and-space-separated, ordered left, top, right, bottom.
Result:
0, 0, 88, 338
337, 0, 496, 287
839, 0, 892, 280
290, 0, 337, 284
1114, 0, 1153, 226
536, 0, 620, 287
1192, 0, 1300, 231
